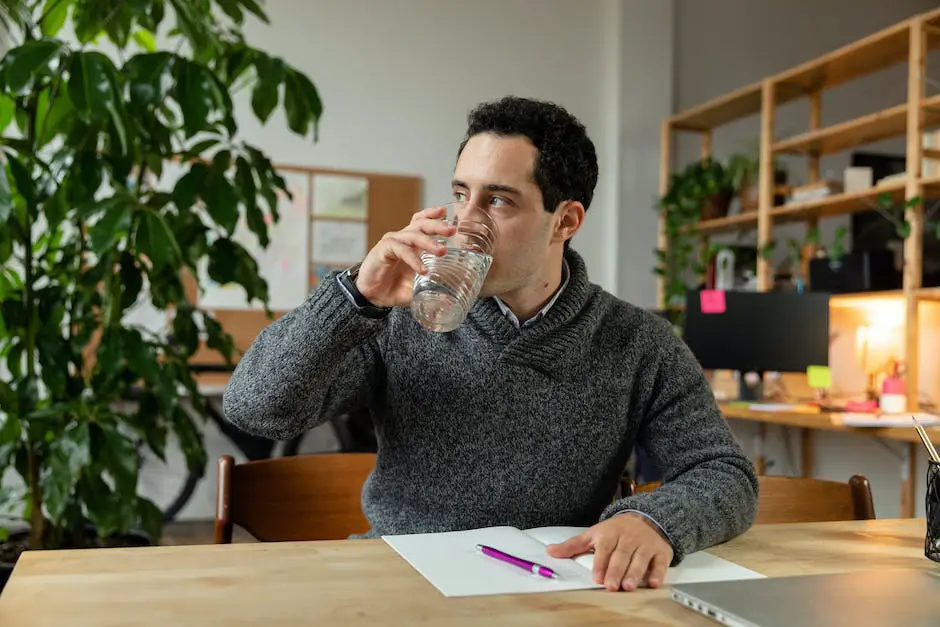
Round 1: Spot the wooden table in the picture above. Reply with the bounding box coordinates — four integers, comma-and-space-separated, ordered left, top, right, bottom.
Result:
721, 404, 937, 517
0, 518, 934, 626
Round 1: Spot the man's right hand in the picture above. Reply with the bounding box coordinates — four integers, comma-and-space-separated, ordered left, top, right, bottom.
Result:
354, 205, 456, 308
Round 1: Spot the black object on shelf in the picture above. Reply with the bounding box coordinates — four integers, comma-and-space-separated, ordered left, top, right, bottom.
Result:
809, 249, 899, 294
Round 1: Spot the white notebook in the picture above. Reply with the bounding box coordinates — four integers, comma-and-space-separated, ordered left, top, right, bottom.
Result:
382, 525, 764, 597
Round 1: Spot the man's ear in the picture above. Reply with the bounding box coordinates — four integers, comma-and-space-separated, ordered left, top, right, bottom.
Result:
553, 201, 585, 244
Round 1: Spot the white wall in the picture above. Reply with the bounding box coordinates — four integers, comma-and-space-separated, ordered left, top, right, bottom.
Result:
616, 0, 675, 304
674, 0, 940, 518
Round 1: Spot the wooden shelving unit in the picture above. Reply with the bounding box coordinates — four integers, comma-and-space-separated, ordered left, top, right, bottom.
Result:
657, 7, 940, 419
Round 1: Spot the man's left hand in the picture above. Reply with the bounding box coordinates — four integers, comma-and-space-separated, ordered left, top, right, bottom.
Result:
545, 513, 674, 591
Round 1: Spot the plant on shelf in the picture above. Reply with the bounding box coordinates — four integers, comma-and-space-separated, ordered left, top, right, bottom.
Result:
654, 158, 734, 313
873, 192, 927, 239
0, 0, 323, 577
726, 151, 788, 214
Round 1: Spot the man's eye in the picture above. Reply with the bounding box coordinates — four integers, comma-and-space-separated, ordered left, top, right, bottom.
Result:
490, 197, 507, 207
454, 190, 467, 201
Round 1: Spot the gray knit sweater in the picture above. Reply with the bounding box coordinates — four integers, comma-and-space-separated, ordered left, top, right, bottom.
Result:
222, 249, 758, 563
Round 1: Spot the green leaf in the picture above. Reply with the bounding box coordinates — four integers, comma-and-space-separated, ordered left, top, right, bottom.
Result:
0, 93, 14, 134
204, 313, 234, 364
68, 51, 116, 119
206, 237, 238, 285
174, 59, 216, 137
172, 405, 206, 476
896, 221, 912, 239
238, 0, 269, 22
96, 421, 139, 495
2, 39, 65, 95
283, 70, 309, 135
6, 155, 35, 209
250, 54, 281, 123
40, 0, 74, 36
35, 85, 75, 146
125, 52, 174, 108
935, 221, 940, 241
203, 173, 239, 234
217, 0, 244, 23
172, 162, 207, 210
132, 28, 157, 52
0, 415, 22, 468
137, 496, 163, 541
0, 164, 12, 223
236, 155, 267, 246
72, 0, 107, 42
44, 421, 91, 520
119, 251, 143, 309
90, 199, 133, 253
290, 68, 323, 139
134, 210, 180, 273
172, 306, 200, 356
80, 474, 123, 539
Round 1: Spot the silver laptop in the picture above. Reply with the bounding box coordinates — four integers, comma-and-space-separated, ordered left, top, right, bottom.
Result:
670, 568, 940, 627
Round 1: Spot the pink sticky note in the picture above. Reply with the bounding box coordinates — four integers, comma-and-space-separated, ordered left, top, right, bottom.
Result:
700, 289, 726, 314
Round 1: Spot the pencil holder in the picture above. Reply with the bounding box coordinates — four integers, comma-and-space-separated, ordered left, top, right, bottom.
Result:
926, 460, 940, 563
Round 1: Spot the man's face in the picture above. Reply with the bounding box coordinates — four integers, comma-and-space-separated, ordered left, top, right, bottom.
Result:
451, 133, 560, 298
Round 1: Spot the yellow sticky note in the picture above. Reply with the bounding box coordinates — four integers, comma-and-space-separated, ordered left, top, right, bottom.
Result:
807, 365, 831, 389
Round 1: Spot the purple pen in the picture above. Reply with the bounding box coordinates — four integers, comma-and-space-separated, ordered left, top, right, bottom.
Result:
476, 544, 558, 579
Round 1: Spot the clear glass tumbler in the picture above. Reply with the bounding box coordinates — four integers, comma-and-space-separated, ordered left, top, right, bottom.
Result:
411, 201, 499, 332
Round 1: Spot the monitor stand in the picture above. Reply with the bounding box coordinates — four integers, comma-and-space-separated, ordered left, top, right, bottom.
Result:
738, 370, 764, 402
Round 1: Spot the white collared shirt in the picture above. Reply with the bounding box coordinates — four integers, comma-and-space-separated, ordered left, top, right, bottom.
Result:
493, 259, 570, 329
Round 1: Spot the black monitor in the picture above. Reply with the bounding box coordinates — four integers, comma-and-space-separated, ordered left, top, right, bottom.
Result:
681, 289, 830, 375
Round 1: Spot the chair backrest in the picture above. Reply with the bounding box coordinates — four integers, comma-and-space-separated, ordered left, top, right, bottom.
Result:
214, 453, 376, 543
624, 474, 875, 524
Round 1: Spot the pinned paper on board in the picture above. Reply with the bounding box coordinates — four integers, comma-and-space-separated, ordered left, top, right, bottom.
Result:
312, 173, 369, 219
807, 365, 832, 389
700, 289, 726, 314
311, 220, 367, 265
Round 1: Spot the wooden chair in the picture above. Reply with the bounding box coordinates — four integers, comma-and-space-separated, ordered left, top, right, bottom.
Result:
214, 453, 376, 543
623, 474, 875, 524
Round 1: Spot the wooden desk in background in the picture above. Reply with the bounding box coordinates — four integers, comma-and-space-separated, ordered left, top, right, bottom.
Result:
0, 518, 930, 626
720, 404, 937, 518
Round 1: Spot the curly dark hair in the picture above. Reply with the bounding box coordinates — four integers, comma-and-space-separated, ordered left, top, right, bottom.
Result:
457, 96, 599, 215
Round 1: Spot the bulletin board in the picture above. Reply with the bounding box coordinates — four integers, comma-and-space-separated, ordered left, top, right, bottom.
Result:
182, 164, 423, 366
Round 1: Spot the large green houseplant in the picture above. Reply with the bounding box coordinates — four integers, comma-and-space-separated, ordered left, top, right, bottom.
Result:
0, 0, 322, 566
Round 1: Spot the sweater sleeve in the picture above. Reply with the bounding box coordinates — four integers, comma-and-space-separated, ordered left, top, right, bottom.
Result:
600, 319, 759, 565
222, 274, 387, 441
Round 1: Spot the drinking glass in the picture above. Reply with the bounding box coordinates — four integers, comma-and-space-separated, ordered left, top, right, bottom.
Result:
411, 201, 499, 332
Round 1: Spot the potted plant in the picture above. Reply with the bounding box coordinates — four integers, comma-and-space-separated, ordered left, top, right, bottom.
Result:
726, 152, 788, 214
0, 0, 324, 590
654, 158, 735, 327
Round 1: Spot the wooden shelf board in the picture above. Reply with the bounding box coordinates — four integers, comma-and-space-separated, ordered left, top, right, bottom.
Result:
771, 179, 907, 225
915, 287, 940, 301
694, 212, 759, 235
771, 19, 918, 101
669, 82, 763, 131
773, 95, 940, 156
668, 9, 940, 133
829, 289, 905, 302
691, 175, 939, 236
921, 174, 940, 194
924, 6, 940, 29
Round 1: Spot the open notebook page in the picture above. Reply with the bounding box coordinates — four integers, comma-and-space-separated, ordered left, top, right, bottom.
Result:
524, 526, 765, 585
382, 526, 602, 597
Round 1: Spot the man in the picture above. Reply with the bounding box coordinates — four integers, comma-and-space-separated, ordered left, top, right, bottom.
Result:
223, 95, 758, 592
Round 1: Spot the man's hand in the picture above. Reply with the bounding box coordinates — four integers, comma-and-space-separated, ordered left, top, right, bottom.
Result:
546, 513, 674, 592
